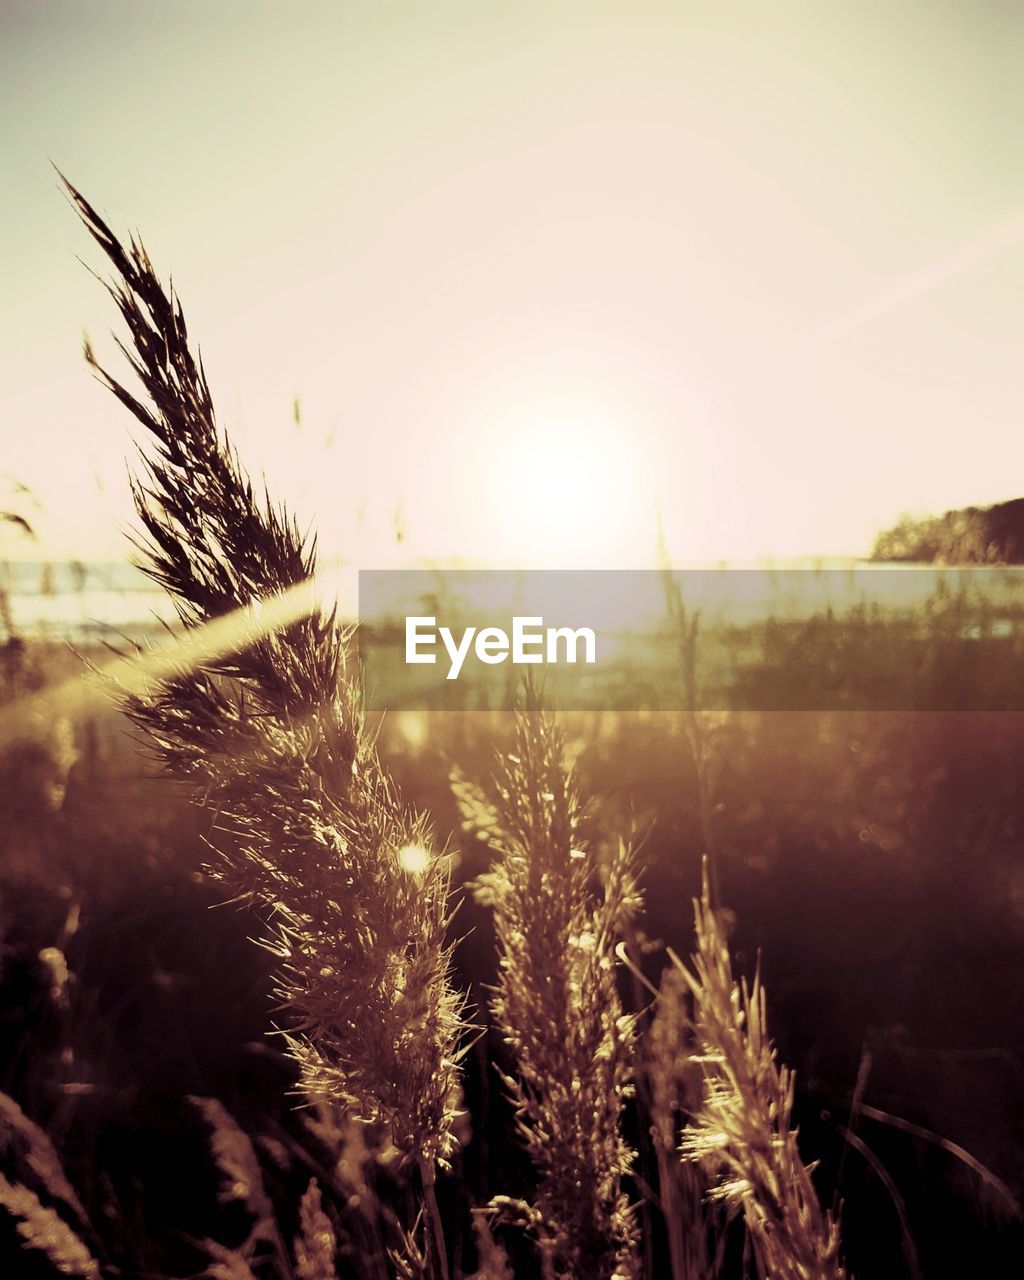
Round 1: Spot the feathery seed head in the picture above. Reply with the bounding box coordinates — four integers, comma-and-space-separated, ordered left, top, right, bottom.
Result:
65, 174, 469, 1170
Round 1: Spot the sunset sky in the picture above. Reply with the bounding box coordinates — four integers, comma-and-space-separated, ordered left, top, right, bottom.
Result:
2, 1, 1023, 568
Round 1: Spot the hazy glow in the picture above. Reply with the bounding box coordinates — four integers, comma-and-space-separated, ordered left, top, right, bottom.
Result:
3, 3, 1023, 568
398, 843, 431, 876
498, 416, 631, 560
395, 711, 428, 751
0, 578, 321, 751
458, 390, 662, 566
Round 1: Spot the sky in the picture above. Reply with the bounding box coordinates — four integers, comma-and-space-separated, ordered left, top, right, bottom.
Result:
1, 0, 1023, 568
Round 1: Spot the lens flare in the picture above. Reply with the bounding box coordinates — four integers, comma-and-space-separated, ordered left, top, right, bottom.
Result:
398, 843, 431, 875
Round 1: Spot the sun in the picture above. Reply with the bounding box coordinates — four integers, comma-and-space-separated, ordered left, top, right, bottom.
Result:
461, 396, 662, 567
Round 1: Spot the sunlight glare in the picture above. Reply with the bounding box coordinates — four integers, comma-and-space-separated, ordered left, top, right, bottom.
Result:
398, 843, 431, 876
466, 395, 662, 567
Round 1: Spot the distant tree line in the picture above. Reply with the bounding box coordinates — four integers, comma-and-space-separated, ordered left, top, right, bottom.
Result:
872, 497, 1024, 564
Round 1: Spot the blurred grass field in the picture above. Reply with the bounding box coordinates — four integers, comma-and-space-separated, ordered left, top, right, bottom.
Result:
2, 592, 1024, 1275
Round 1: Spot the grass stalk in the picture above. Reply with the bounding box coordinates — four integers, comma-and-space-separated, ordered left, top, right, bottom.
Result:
461, 682, 641, 1279
64, 176, 470, 1187
672, 865, 845, 1280
419, 1158, 451, 1280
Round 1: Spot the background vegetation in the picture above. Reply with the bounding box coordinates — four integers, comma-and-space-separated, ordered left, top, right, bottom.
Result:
2, 189, 1023, 1280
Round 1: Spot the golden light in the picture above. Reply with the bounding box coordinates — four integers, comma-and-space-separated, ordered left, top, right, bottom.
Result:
457, 385, 664, 567
395, 711, 428, 751
398, 843, 431, 876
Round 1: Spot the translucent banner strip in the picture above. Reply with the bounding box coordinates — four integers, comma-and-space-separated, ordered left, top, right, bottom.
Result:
357, 568, 1024, 711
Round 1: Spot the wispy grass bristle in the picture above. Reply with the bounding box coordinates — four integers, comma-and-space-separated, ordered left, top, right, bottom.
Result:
464, 684, 641, 1279
0, 1091, 88, 1227
673, 867, 845, 1280
64, 176, 470, 1204
642, 965, 722, 1280
0, 1172, 99, 1280
294, 1179, 338, 1280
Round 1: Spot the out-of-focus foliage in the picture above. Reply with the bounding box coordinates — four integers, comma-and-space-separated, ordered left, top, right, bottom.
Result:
872, 497, 1024, 564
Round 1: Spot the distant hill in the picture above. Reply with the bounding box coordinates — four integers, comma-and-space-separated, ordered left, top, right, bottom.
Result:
872, 497, 1024, 564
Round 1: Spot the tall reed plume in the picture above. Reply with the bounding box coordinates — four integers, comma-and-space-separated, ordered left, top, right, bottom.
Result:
641, 963, 722, 1280
673, 869, 845, 1280
459, 686, 641, 1279
0, 1091, 99, 1280
63, 178, 469, 1200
